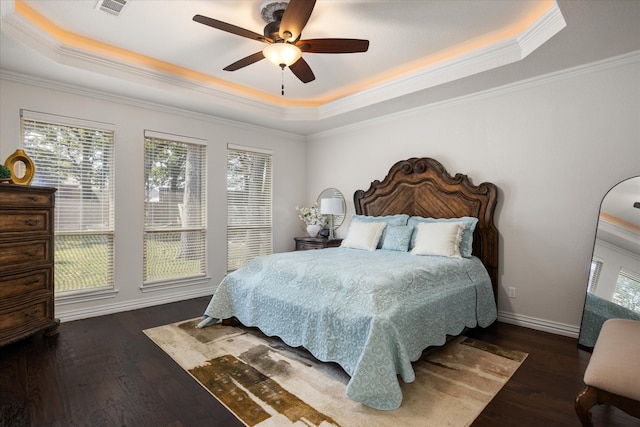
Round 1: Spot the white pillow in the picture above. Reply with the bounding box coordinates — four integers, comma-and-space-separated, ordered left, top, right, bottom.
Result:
410, 221, 464, 258
341, 221, 387, 251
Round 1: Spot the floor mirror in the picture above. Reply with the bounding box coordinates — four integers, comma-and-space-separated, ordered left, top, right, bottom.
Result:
578, 176, 640, 350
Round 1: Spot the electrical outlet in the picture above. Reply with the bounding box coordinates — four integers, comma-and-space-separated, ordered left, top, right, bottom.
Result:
508, 287, 516, 298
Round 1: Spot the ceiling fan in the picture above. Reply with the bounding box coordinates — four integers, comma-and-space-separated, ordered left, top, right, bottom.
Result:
192, 0, 369, 85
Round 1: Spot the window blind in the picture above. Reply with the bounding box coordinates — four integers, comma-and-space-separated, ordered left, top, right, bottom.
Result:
612, 269, 640, 313
21, 110, 115, 293
227, 145, 273, 272
144, 132, 207, 284
587, 260, 602, 293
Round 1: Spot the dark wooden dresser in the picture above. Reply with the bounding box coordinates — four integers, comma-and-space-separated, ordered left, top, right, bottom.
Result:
294, 236, 343, 251
0, 184, 59, 347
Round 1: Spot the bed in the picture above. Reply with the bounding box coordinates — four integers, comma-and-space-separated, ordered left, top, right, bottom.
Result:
200, 157, 499, 410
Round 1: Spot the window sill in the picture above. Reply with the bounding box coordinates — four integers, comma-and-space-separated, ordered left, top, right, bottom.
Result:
141, 275, 210, 292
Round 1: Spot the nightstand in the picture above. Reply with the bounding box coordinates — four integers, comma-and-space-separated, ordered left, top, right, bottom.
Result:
294, 237, 343, 251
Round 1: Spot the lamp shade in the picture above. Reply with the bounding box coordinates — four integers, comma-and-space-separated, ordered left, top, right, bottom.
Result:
262, 42, 302, 67
320, 198, 344, 215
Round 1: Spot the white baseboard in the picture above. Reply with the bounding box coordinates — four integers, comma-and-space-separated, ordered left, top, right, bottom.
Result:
498, 310, 580, 338
56, 288, 213, 323
57, 295, 582, 339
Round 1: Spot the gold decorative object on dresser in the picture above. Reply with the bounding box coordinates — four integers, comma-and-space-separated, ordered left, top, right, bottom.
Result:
4, 148, 36, 185
294, 236, 342, 251
0, 184, 59, 347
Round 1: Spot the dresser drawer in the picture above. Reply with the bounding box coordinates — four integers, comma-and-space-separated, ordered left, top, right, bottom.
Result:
0, 210, 52, 235
0, 186, 55, 207
0, 298, 53, 343
0, 187, 55, 207
0, 269, 51, 300
0, 239, 52, 272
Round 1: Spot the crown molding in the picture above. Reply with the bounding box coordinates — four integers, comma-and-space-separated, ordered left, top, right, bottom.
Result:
518, 0, 567, 57
597, 217, 640, 256
596, 238, 640, 261
321, 1, 566, 120
0, 69, 304, 138
5, 47, 632, 140
310, 50, 640, 139
0, 10, 294, 118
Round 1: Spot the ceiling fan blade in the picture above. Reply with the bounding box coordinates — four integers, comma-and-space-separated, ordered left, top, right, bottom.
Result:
289, 57, 315, 83
279, 0, 316, 41
297, 38, 369, 53
223, 51, 266, 71
193, 14, 270, 43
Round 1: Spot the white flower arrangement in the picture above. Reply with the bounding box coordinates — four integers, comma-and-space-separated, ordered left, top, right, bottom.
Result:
296, 203, 326, 226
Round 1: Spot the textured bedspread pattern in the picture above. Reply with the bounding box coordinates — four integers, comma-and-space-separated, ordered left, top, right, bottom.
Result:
203, 248, 497, 410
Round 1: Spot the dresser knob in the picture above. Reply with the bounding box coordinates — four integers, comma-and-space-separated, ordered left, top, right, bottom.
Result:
25, 218, 40, 226
24, 250, 38, 257
25, 310, 40, 318
24, 279, 40, 286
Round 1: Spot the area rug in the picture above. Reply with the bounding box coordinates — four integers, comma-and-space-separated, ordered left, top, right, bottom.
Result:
144, 319, 527, 427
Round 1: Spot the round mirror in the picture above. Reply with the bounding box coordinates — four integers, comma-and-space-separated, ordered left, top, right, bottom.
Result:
317, 188, 346, 230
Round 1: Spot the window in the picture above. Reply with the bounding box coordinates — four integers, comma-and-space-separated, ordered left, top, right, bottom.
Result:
587, 259, 603, 293
21, 110, 115, 293
144, 131, 207, 284
612, 269, 640, 313
227, 145, 272, 271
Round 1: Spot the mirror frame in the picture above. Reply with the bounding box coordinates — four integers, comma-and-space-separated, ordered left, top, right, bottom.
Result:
578, 176, 640, 351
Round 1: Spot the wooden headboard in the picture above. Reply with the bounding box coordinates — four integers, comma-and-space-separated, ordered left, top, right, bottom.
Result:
354, 157, 499, 297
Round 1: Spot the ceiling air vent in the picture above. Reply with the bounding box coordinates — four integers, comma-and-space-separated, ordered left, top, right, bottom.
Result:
96, 0, 128, 16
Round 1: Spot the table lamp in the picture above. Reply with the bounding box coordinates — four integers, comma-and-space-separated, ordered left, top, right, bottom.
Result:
320, 198, 344, 240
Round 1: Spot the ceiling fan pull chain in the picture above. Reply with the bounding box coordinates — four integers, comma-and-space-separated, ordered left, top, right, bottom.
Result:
281, 65, 285, 96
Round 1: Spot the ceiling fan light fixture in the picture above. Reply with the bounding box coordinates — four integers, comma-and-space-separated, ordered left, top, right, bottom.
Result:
263, 42, 302, 68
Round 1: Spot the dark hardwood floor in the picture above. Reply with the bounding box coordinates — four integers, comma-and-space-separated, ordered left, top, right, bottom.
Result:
0, 296, 637, 427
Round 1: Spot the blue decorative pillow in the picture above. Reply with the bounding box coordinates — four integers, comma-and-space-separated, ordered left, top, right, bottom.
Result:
407, 216, 479, 258
381, 225, 413, 252
352, 214, 409, 249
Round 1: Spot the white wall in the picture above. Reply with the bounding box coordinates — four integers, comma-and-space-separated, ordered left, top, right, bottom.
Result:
0, 77, 307, 321
306, 54, 640, 337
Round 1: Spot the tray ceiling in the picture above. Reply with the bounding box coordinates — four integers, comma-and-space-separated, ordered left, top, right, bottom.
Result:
3, 1, 639, 137
0, 0, 569, 132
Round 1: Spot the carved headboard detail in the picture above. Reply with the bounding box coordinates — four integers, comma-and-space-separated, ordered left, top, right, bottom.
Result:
354, 157, 499, 297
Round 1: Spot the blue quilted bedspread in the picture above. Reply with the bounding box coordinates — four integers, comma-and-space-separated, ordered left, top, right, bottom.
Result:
202, 247, 497, 410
